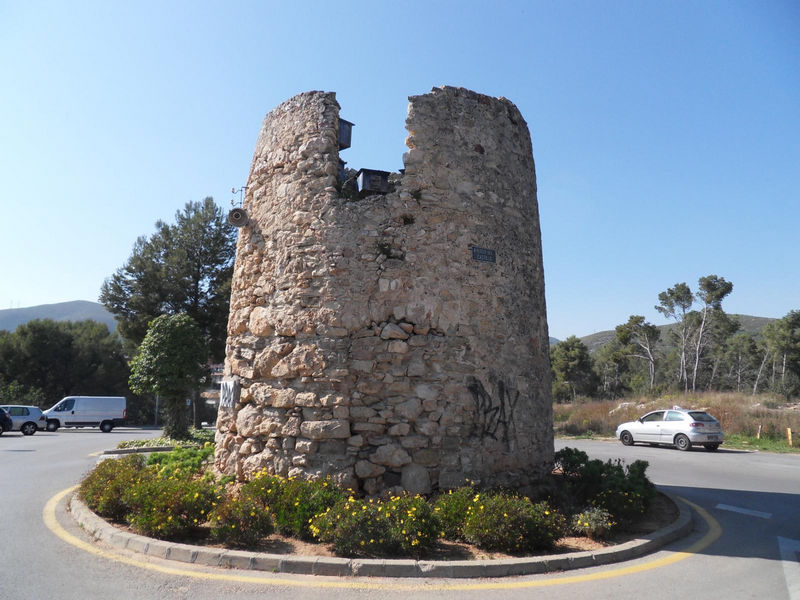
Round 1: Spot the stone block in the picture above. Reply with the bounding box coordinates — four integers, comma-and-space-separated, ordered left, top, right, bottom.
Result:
248, 306, 274, 337
380, 323, 409, 340
401, 463, 431, 495
299, 419, 350, 439
370, 444, 411, 468
355, 459, 385, 478
388, 423, 411, 436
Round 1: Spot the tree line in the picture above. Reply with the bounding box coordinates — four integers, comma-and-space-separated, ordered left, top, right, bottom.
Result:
551, 275, 800, 401
0, 197, 236, 436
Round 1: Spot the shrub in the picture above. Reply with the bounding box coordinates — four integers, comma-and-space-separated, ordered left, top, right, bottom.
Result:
382, 494, 440, 557
310, 494, 440, 558
146, 444, 214, 478
462, 492, 566, 554
266, 476, 346, 540
116, 428, 215, 449
554, 447, 590, 478
123, 472, 218, 539
594, 459, 654, 519
571, 507, 615, 539
310, 497, 395, 557
433, 486, 474, 540
238, 470, 283, 506
210, 494, 274, 547
79, 454, 148, 521
553, 448, 656, 520
592, 488, 649, 523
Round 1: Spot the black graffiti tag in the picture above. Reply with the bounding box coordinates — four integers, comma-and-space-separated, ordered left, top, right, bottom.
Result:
467, 376, 519, 446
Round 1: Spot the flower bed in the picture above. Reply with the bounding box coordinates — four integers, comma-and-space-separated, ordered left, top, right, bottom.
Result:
79, 445, 658, 559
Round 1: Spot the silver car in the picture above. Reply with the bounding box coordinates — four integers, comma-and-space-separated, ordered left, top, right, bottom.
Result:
616, 407, 724, 452
0, 405, 47, 436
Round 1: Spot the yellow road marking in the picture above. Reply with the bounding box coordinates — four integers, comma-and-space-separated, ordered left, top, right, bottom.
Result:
43, 488, 721, 591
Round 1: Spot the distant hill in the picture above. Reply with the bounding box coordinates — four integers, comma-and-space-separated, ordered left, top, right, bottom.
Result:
0, 301, 117, 333
574, 314, 776, 353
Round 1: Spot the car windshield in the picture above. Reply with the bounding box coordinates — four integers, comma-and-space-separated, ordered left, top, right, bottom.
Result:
688, 411, 716, 422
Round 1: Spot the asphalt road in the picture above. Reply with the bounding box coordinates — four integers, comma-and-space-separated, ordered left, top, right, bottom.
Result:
1, 429, 799, 600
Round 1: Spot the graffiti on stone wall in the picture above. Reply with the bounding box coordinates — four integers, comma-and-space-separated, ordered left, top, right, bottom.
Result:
467, 375, 519, 448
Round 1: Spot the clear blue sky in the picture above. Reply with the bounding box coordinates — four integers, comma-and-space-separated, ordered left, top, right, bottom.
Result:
1, 0, 798, 340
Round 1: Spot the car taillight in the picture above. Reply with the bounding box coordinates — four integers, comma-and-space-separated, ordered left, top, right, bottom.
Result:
689, 422, 705, 428
123, 408, 127, 419
39, 416, 45, 421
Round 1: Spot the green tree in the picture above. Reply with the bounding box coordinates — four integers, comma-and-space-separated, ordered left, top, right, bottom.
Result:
755, 311, 800, 398
100, 197, 235, 362
722, 332, 758, 392
616, 316, 660, 392
655, 282, 693, 390
701, 310, 740, 390
129, 314, 206, 439
0, 319, 129, 404
592, 339, 630, 399
551, 336, 597, 402
689, 275, 734, 391
0, 377, 46, 406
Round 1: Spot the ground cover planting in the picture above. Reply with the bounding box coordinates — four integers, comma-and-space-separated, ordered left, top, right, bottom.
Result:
79, 445, 658, 559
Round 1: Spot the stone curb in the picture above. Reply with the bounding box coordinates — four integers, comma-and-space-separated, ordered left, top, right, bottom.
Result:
68, 491, 692, 579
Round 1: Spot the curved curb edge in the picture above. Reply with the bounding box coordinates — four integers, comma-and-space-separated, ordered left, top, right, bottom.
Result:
68, 491, 692, 579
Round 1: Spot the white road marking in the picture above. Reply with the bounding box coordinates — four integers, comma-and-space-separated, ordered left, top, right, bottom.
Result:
715, 503, 772, 519
779, 537, 800, 600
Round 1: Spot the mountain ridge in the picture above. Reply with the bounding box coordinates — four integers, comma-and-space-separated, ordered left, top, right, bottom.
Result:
565, 314, 776, 352
0, 300, 117, 333
1, 303, 775, 348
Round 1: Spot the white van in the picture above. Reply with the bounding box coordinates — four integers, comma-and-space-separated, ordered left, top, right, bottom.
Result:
44, 396, 126, 432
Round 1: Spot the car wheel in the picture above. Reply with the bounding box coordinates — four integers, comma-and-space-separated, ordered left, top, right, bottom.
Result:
21, 422, 37, 436
100, 421, 113, 433
704, 443, 720, 452
674, 434, 691, 451
620, 431, 634, 446
46, 420, 59, 432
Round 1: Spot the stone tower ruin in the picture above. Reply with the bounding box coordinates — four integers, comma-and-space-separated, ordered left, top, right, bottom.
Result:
215, 86, 553, 495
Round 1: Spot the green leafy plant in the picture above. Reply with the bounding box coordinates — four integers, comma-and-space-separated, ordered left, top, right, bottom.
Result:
310, 497, 395, 557
462, 492, 566, 554
382, 494, 440, 557
210, 494, 274, 547
146, 443, 215, 478
79, 454, 148, 521
123, 472, 218, 539
117, 428, 216, 449
433, 486, 474, 540
554, 447, 590, 478
571, 506, 615, 539
553, 448, 656, 520
266, 475, 346, 540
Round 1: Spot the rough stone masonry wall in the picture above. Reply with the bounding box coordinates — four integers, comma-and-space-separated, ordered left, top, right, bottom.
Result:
215, 86, 553, 496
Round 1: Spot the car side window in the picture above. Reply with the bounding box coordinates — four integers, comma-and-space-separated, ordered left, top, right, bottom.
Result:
642, 411, 665, 422
666, 411, 685, 421
56, 399, 75, 412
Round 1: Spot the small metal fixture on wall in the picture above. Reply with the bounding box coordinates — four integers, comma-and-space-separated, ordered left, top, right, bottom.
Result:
228, 186, 249, 227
